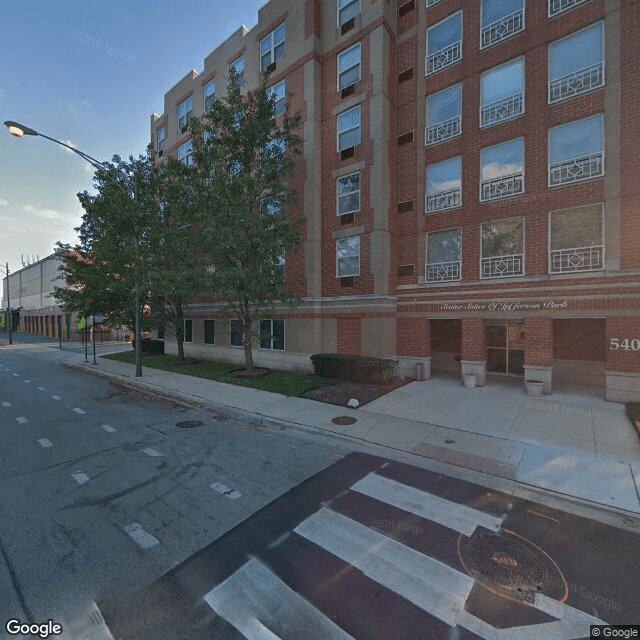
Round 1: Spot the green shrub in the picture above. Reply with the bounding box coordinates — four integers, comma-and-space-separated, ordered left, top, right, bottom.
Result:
310, 353, 398, 384
140, 339, 165, 354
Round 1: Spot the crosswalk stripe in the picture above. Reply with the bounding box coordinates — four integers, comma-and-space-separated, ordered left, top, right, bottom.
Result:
204, 557, 356, 640
294, 507, 474, 628
350, 472, 503, 536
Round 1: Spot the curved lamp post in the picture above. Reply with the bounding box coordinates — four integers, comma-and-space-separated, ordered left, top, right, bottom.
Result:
4, 120, 143, 377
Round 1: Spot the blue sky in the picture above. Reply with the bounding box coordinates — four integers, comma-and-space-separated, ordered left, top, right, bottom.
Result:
0, 0, 266, 273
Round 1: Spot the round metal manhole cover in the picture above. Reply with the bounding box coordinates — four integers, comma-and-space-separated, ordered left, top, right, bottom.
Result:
459, 530, 567, 601
176, 420, 204, 429
331, 416, 357, 425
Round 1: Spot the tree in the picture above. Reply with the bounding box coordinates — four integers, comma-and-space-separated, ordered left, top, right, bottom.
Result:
184, 69, 304, 371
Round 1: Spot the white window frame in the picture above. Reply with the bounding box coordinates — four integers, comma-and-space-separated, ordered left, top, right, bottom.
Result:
480, 217, 525, 279
425, 83, 462, 145
425, 227, 462, 282
269, 80, 286, 118
548, 0, 591, 18
480, 137, 525, 202
480, 57, 525, 128
259, 319, 285, 351
337, 105, 361, 152
426, 11, 463, 76
426, 157, 462, 213
260, 23, 286, 71
336, 236, 361, 277
337, 171, 361, 216
480, 0, 525, 50
178, 96, 192, 132
548, 22, 604, 104
156, 126, 165, 153
337, 42, 361, 91
204, 80, 216, 110
230, 57, 245, 86
548, 203, 605, 274
338, 0, 361, 27
178, 140, 193, 166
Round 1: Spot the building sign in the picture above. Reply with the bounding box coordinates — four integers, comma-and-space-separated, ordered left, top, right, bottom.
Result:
440, 300, 569, 312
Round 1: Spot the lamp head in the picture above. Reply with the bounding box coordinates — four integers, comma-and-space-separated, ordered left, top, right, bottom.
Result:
4, 121, 38, 138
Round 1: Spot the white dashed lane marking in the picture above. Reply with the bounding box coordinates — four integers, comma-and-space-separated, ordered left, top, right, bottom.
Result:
124, 523, 160, 549
16, 417, 27, 424
211, 482, 242, 499
38, 438, 53, 448
37, 386, 46, 391
1, 402, 10, 407
71, 472, 89, 485
142, 447, 162, 457
12, 373, 19, 377
100, 425, 116, 433
52, 396, 61, 400
73, 407, 87, 415
23, 380, 31, 383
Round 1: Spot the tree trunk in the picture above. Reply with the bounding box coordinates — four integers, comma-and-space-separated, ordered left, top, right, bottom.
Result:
243, 317, 254, 372
177, 338, 184, 361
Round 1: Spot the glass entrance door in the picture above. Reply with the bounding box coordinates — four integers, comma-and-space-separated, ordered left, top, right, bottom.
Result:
486, 321, 525, 375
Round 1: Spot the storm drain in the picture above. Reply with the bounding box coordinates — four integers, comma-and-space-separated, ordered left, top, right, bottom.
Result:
331, 416, 357, 425
176, 420, 203, 429
460, 529, 566, 601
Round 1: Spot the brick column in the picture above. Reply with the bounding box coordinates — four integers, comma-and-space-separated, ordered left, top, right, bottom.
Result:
397, 317, 431, 380
605, 317, 640, 401
337, 315, 361, 356
461, 318, 486, 386
524, 317, 553, 394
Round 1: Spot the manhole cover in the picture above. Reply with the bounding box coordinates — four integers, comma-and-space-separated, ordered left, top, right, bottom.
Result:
331, 416, 357, 425
176, 420, 203, 429
459, 530, 566, 601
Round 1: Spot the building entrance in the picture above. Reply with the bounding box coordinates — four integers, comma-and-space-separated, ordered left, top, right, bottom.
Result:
486, 321, 525, 375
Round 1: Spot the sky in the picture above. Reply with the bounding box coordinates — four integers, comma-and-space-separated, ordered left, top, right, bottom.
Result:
0, 0, 266, 275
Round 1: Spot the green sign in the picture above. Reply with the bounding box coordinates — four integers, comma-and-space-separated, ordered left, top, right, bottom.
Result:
77, 317, 86, 330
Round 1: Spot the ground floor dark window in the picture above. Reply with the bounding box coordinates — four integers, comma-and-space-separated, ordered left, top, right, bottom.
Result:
184, 319, 193, 343
230, 320, 243, 347
204, 319, 215, 344
260, 319, 284, 350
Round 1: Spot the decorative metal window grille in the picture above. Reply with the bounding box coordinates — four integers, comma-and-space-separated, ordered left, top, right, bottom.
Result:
548, 62, 604, 103
548, 152, 604, 186
481, 93, 524, 127
426, 40, 462, 75
426, 115, 461, 144
550, 245, 604, 273
425, 261, 461, 282
481, 8, 524, 49
481, 254, 523, 278
427, 0, 445, 6
481, 172, 524, 201
548, 0, 590, 18
426, 187, 461, 213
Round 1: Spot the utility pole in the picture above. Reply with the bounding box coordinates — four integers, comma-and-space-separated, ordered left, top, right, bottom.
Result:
6, 262, 12, 345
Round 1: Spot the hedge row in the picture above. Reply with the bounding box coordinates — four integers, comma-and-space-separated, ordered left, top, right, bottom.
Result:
310, 353, 398, 384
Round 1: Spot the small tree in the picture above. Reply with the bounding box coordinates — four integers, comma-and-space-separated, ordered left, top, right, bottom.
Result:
185, 69, 304, 371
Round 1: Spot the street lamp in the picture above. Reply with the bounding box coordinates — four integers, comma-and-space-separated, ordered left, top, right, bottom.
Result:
4, 120, 143, 376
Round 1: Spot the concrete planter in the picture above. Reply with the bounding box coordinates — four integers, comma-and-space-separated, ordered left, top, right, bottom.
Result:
463, 373, 477, 389
525, 380, 544, 396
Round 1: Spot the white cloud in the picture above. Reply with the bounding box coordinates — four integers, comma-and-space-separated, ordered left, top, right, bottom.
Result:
57, 139, 77, 154
0, 198, 8, 207
21, 204, 67, 221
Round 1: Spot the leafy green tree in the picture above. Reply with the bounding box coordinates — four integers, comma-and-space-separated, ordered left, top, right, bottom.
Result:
183, 69, 304, 371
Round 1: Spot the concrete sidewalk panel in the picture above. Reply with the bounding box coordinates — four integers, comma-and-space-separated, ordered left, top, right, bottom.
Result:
517, 444, 640, 513
439, 399, 521, 437
365, 394, 462, 424
421, 427, 526, 467
362, 417, 436, 449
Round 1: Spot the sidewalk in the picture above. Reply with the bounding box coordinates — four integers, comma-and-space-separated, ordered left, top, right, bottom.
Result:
16, 341, 640, 515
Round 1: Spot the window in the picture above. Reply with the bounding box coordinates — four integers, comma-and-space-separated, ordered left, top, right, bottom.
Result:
260, 23, 286, 71
230, 57, 245, 86
156, 127, 165, 155
337, 172, 360, 215
549, 204, 604, 273
426, 228, 462, 282
426, 12, 462, 75
481, 57, 524, 127
481, 217, 524, 278
548, 0, 590, 18
230, 320, 243, 347
426, 84, 461, 144
269, 80, 286, 118
178, 97, 192, 132
337, 106, 361, 151
204, 319, 215, 344
480, 138, 524, 201
481, 0, 525, 49
261, 137, 286, 172
338, 43, 361, 91
338, 0, 360, 27
204, 80, 216, 110
178, 140, 193, 166
183, 319, 193, 343
549, 22, 604, 103
426, 157, 462, 213
548, 114, 603, 186
260, 319, 285, 350
337, 236, 360, 277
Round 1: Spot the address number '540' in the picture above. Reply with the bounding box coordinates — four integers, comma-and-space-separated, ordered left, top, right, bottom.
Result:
609, 338, 640, 351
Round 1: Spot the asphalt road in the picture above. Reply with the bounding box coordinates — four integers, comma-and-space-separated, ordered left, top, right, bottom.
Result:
0, 343, 345, 637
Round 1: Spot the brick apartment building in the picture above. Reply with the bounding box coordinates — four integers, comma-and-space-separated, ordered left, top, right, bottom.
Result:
151, 0, 640, 401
